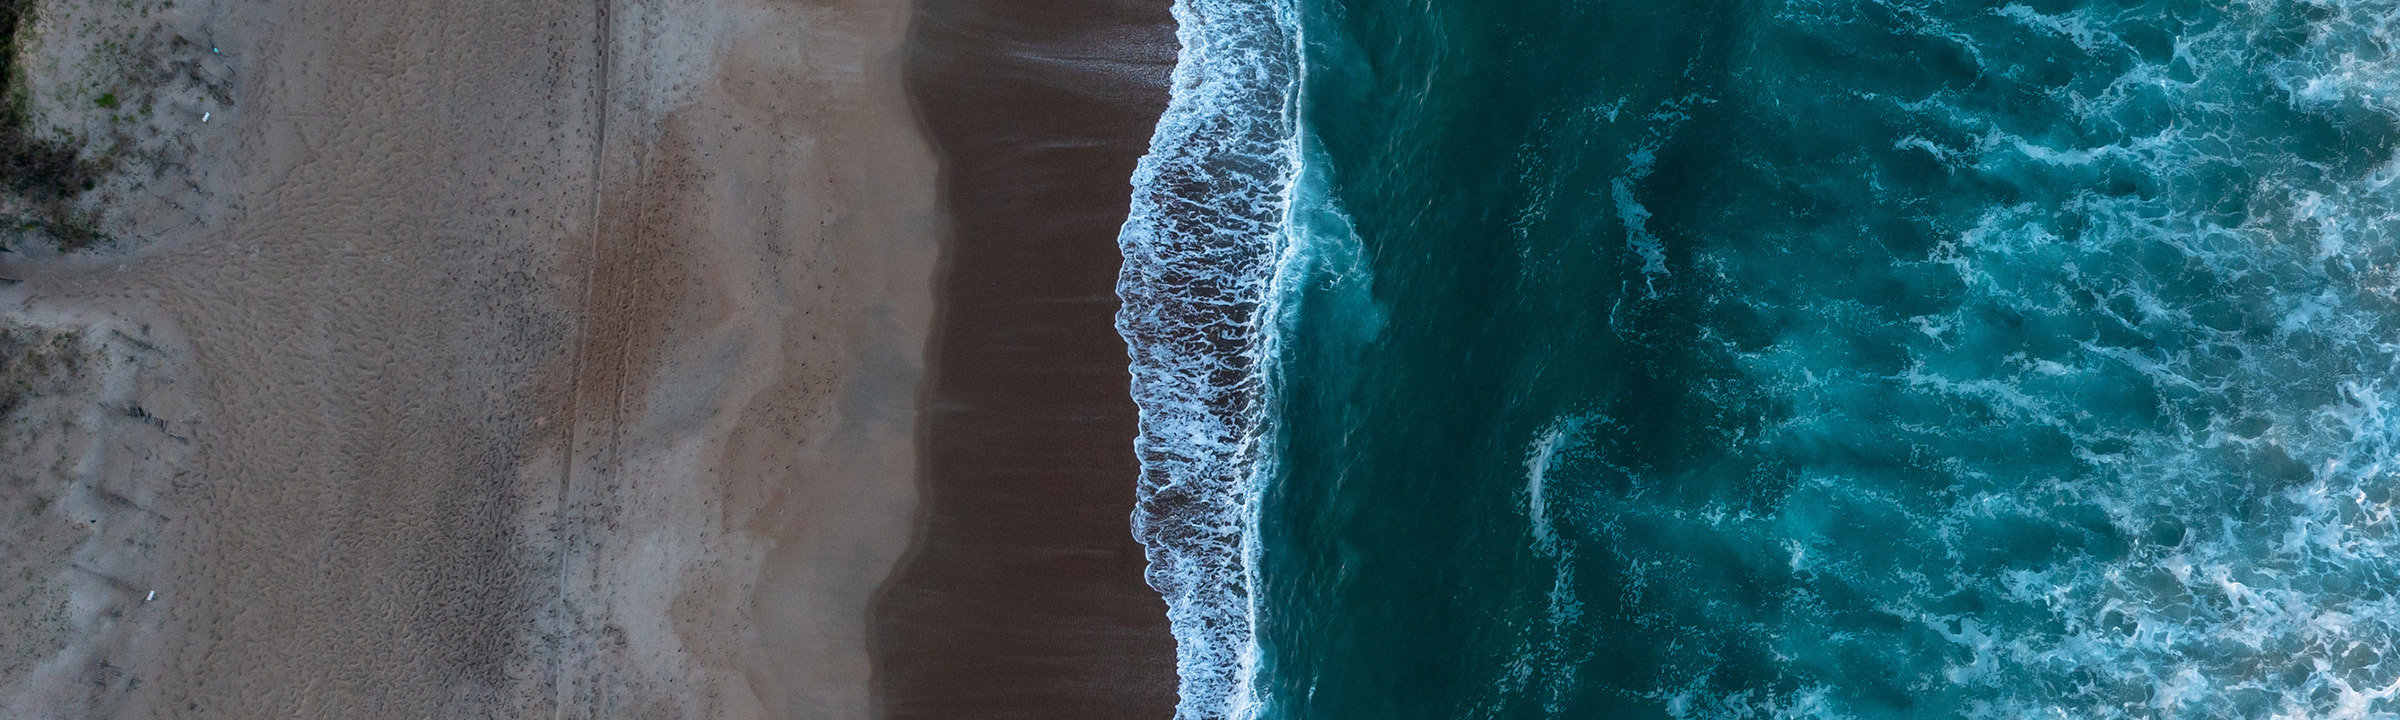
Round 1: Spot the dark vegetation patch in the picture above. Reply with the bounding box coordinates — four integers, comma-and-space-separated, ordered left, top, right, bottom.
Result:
1, 0, 100, 252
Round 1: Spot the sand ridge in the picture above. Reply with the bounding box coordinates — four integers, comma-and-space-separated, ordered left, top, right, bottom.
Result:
0, 0, 938, 715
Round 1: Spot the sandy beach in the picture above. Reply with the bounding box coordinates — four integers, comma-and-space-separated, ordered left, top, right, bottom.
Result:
0, 0, 1003, 715
869, 0, 1181, 715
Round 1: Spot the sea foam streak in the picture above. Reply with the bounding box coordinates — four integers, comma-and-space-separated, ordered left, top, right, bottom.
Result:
1114, 0, 1301, 714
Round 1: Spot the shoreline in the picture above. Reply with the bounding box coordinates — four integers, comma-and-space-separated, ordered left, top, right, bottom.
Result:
869, 0, 1183, 713
0, 0, 1198, 711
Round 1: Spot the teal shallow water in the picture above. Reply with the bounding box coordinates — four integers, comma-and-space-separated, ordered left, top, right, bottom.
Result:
1119, 0, 2400, 717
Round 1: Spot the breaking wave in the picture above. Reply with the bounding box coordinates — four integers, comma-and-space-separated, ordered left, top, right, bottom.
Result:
1113, 0, 1301, 714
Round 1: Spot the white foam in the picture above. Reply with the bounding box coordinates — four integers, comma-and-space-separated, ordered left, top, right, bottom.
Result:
1114, 0, 1303, 713
1529, 419, 1592, 714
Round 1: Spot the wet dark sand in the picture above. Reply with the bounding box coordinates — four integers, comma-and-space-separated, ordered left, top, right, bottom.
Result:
870, 0, 1182, 716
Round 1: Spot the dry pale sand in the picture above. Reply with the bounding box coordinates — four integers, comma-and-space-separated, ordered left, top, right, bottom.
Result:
0, 0, 940, 716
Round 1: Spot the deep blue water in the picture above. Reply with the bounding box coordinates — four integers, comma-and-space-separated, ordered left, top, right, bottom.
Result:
1119, 0, 2400, 717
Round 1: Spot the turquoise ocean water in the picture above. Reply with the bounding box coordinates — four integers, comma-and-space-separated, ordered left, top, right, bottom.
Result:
1118, 0, 2400, 717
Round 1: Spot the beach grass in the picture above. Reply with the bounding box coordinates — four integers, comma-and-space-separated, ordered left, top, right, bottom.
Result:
1, 0, 103, 251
